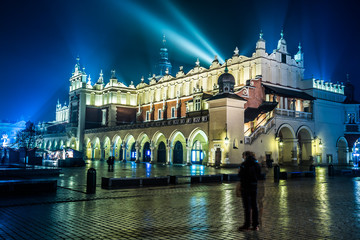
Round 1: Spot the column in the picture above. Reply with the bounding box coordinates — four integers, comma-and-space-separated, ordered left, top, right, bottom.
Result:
291, 140, 298, 166
91, 145, 95, 160
100, 146, 105, 161
186, 146, 192, 165
150, 146, 155, 164
122, 145, 126, 162
166, 146, 171, 164
135, 143, 140, 163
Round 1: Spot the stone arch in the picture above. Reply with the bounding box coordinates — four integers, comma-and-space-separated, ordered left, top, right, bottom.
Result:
137, 132, 150, 162
188, 128, 209, 165
296, 125, 314, 164
152, 131, 167, 163
337, 137, 348, 165
59, 140, 64, 150
52, 140, 57, 150
46, 140, 51, 150
112, 135, 123, 160
84, 138, 92, 159
103, 137, 111, 160
68, 137, 77, 150
169, 129, 186, 164
277, 124, 296, 164
123, 134, 136, 161
92, 137, 101, 160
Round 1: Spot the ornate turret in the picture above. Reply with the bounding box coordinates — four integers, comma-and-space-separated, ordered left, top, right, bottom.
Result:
255, 30, 266, 56
218, 61, 235, 93
157, 35, 172, 76
277, 30, 288, 54
97, 70, 104, 84
294, 42, 303, 63
73, 56, 81, 76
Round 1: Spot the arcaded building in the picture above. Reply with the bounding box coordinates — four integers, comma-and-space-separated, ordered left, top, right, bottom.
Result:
39, 32, 360, 166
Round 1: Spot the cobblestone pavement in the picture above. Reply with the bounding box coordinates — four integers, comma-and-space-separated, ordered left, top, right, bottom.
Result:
1, 164, 360, 239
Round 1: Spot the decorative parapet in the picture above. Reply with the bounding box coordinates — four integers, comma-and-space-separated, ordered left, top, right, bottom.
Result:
85, 115, 209, 134
312, 78, 344, 94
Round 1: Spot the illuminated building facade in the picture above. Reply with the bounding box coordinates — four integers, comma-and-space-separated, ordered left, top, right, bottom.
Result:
39, 32, 360, 166
0, 120, 26, 148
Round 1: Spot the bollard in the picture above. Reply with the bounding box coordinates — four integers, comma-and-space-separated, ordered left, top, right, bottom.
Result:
309, 164, 315, 172
87, 168, 96, 194
274, 165, 280, 182
328, 164, 334, 176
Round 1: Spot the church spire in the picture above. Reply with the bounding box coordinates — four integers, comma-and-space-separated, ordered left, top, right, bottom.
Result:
157, 35, 172, 76
74, 56, 81, 75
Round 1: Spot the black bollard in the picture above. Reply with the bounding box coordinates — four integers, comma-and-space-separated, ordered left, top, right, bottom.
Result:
309, 164, 315, 172
274, 165, 280, 182
328, 164, 334, 176
87, 168, 96, 194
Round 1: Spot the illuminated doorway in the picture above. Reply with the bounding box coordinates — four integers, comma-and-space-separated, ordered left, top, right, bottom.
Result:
173, 141, 183, 164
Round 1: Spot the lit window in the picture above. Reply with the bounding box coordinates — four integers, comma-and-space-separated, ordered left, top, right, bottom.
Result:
195, 98, 201, 111
146, 111, 150, 121
171, 107, 176, 118
158, 109, 162, 120
101, 109, 107, 126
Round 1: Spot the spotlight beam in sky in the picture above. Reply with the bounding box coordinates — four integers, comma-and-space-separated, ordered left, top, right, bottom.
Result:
164, 1, 225, 63
114, 0, 215, 65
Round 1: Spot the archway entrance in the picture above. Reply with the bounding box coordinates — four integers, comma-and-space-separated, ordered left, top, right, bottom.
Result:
338, 138, 348, 165
173, 141, 183, 164
157, 142, 166, 163
130, 143, 136, 161
297, 128, 313, 164
278, 126, 296, 164
142, 142, 151, 162
191, 140, 204, 164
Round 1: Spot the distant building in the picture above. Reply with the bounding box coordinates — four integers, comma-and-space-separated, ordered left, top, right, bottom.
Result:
38, 32, 360, 166
0, 120, 26, 147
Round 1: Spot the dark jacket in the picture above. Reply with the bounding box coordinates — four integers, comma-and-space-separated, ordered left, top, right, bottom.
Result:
239, 156, 261, 187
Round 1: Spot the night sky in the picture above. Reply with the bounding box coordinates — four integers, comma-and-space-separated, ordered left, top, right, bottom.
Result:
1, 0, 359, 123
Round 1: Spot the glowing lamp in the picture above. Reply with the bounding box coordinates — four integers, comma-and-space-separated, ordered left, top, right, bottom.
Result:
224, 136, 229, 145
319, 139, 323, 148
279, 139, 283, 147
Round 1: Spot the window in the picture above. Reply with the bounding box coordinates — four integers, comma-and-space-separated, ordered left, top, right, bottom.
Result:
195, 98, 201, 111
171, 107, 176, 118
281, 54, 286, 63
146, 111, 150, 121
101, 109, 107, 126
158, 109, 162, 120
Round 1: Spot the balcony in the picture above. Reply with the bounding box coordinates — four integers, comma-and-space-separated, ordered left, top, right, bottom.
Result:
275, 108, 312, 120
345, 124, 360, 133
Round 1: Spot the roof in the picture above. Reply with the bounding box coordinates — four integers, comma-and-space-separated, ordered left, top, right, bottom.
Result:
264, 84, 315, 100
207, 92, 247, 101
245, 101, 278, 123
187, 93, 213, 103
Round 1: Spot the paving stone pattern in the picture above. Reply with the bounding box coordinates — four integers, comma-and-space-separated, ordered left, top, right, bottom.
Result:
0, 163, 360, 239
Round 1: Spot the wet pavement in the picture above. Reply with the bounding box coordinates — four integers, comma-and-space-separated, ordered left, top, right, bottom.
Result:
0, 162, 360, 239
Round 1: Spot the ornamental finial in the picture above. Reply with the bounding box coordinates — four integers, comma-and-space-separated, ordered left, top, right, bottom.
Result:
195, 58, 200, 67
234, 47, 239, 56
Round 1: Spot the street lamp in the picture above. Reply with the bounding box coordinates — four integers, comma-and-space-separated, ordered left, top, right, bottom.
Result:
319, 139, 323, 148
224, 123, 229, 145
279, 138, 283, 147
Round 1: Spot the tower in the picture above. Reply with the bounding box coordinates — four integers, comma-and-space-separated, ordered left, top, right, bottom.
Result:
207, 68, 247, 166
255, 31, 266, 56
157, 35, 172, 76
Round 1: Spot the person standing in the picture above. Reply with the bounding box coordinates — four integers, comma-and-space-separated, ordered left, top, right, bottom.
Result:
238, 151, 261, 231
